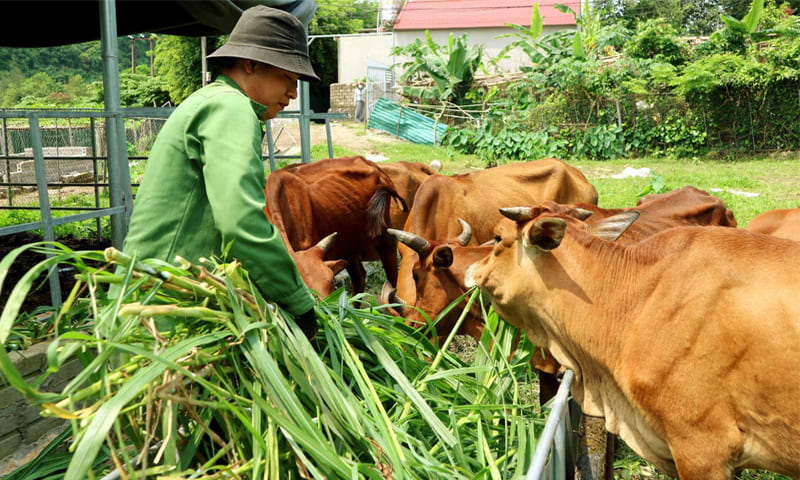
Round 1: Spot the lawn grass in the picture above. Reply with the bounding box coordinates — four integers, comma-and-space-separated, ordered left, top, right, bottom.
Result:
319, 123, 799, 227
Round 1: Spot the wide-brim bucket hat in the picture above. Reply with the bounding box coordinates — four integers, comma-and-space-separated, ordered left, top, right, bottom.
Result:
207, 5, 319, 83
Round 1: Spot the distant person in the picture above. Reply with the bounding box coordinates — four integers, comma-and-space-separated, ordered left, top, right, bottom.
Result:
354, 80, 366, 122
120, 6, 321, 338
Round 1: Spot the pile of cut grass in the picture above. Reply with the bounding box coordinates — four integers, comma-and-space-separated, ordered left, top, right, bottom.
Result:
1, 242, 547, 480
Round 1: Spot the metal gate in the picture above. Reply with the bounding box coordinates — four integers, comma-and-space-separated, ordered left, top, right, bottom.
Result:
366, 60, 397, 123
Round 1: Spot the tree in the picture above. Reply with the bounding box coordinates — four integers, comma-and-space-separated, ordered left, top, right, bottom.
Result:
307, 0, 379, 112
591, 0, 800, 35
154, 35, 211, 104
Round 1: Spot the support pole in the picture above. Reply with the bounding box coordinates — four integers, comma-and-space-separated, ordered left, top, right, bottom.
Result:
201, 37, 209, 87
100, 0, 133, 248
299, 80, 312, 163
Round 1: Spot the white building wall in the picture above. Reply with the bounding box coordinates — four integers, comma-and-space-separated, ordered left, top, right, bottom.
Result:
394, 26, 568, 74
337, 32, 395, 85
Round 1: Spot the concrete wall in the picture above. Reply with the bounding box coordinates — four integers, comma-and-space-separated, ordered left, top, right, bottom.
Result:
0, 341, 82, 476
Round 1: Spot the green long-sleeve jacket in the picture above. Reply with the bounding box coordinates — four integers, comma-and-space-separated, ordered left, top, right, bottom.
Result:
122, 75, 315, 316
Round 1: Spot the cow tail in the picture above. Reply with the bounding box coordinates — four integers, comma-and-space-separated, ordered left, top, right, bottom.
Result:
367, 188, 398, 238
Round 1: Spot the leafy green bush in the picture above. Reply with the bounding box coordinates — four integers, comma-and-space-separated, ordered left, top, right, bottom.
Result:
624, 18, 691, 66
569, 124, 628, 160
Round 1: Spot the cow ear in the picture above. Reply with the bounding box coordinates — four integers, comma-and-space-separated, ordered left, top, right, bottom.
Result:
589, 211, 640, 241
527, 217, 566, 251
432, 246, 454, 267
325, 259, 348, 275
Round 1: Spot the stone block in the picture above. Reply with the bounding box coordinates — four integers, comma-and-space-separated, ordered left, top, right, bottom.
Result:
0, 431, 23, 462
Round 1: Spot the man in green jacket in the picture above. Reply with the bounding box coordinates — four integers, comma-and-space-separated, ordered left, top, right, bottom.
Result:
122, 6, 320, 338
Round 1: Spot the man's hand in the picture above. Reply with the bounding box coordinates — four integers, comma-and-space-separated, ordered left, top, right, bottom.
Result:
295, 308, 318, 340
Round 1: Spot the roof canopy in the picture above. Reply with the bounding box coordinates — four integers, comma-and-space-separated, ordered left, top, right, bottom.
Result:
0, 0, 317, 47
393, 0, 579, 31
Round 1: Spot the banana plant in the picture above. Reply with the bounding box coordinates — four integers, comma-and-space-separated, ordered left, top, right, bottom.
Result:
392, 30, 484, 105
719, 0, 799, 41
493, 1, 629, 69
720, 0, 764, 35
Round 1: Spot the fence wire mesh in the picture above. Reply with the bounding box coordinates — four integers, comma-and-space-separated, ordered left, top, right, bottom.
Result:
0, 113, 166, 239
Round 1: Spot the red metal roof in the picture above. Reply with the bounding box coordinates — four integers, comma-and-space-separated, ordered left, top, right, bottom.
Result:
393, 0, 580, 31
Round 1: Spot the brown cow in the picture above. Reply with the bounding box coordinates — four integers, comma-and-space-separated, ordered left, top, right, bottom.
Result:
745, 206, 800, 241
289, 233, 348, 297
265, 156, 407, 295
468, 206, 800, 480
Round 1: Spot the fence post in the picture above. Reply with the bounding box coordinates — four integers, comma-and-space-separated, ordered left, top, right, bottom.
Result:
29, 115, 62, 307
526, 369, 576, 480
575, 415, 613, 480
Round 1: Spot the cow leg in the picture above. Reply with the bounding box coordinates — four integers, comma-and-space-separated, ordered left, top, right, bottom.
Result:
347, 261, 367, 294
376, 233, 399, 287
672, 457, 732, 480
539, 370, 560, 405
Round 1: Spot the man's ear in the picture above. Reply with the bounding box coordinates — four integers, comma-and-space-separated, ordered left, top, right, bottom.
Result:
526, 217, 566, 251
588, 211, 640, 241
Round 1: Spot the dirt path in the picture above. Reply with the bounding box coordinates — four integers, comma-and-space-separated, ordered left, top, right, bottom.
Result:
271, 119, 403, 158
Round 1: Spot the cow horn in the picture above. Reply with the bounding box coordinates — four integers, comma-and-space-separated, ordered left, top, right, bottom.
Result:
572, 208, 594, 220
316, 232, 338, 253
387, 228, 430, 254
388, 289, 405, 312
381, 281, 405, 314
456, 218, 472, 246
500, 206, 534, 222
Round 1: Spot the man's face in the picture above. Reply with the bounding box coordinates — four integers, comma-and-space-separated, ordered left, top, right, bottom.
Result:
248, 62, 300, 120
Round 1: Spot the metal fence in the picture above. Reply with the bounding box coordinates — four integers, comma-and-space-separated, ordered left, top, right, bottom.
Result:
0, 107, 345, 307
525, 369, 575, 480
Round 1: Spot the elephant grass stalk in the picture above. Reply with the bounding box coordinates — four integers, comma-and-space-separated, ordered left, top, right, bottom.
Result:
1, 241, 547, 480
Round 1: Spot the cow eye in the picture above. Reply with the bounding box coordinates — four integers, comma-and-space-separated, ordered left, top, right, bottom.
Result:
494, 235, 501, 243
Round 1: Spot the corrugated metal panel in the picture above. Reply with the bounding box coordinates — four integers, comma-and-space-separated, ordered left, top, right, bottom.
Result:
368, 97, 448, 145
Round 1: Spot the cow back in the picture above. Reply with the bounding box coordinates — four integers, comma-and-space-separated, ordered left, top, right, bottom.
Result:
406, 158, 598, 244
566, 186, 738, 243
746, 206, 800, 241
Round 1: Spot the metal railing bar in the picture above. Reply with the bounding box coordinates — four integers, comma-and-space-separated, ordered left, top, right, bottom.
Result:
526, 369, 575, 480
0, 206, 112, 211
0, 206, 124, 236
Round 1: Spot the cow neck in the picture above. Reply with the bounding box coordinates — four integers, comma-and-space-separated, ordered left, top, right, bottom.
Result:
536, 227, 645, 372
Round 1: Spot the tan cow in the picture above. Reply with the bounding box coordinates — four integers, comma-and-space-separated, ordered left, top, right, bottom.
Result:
385, 187, 738, 402
385, 158, 598, 326
468, 205, 800, 480
745, 207, 800, 241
